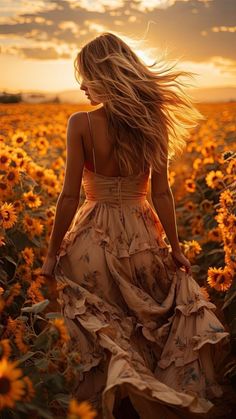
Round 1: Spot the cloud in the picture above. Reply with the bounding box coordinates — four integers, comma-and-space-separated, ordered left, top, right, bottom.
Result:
16, 46, 71, 59
0, 0, 235, 67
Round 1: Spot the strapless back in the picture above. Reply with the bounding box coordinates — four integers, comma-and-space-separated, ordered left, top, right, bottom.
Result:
54, 113, 229, 418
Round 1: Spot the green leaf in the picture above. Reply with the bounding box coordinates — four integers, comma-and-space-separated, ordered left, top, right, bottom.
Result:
21, 299, 49, 314
190, 265, 200, 273
44, 372, 65, 393
8, 229, 32, 250
33, 331, 51, 351
207, 248, 225, 256
53, 393, 70, 407
24, 403, 53, 419
0, 266, 8, 282
18, 351, 35, 364
4, 255, 17, 266
45, 312, 63, 319
223, 281, 236, 310
17, 315, 29, 322
34, 358, 49, 369
29, 236, 42, 247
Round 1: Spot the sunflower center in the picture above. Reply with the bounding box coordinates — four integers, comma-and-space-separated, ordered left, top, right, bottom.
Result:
0, 183, 7, 190
0, 376, 11, 394
8, 172, 15, 181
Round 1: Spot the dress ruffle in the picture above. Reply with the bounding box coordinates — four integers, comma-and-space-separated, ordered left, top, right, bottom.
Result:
54, 169, 230, 418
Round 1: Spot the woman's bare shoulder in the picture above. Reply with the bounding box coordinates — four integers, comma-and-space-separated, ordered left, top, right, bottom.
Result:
67, 111, 89, 132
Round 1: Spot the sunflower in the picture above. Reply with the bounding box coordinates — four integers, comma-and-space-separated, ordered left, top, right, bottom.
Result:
0, 340, 11, 360
22, 215, 44, 238
184, 201, 197, 211
13, 200, 24, 213
200, 199, 214, 213
226, 231, 236, 250
35, 167, 45, 180
222, 151, 235, 161
225, 251, 236, 273
203, 157, 215, 166
11, 148, 30, 171
15, 323, 28, 354
6, 168, 20, 187
23, 191, 42, 209
201, 142, 216, 157
21, 247, 34, 266
202, 141, 216, 157
16, 264, 32, 283
215, 208, 231, 229
22, 376, 35, 402
228, 214, 236, 229
193, 158, 202, 171
208, 227, 222, 242
207, 266, 233, 292
183, 240, 202, 261
35, 137, 49, 157
27, 279, 44, 304
205, 170, 224, 189
185, 179, 196, 193
5, 317, 19, 336
11, 131, 27, 147
43, 170, 60, 195
67, 399, 97, 419
0, 151, 11, 170
5, 283, 21, 307
52, 157, 65, 171
0, 358, 25, 410
199, 287, 210, 301
46, 206, 55, 219
0, 181, 12, 200
191, 220, 204, 236
226, 158, 236, 175
50, 318, 70, 345
219, 189, 234, 207
0, 202, 17, 229
27, 162, 44, 181
35, 137, 49, 151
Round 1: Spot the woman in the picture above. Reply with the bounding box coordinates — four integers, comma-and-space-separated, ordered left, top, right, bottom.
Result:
41, 32, 229, 418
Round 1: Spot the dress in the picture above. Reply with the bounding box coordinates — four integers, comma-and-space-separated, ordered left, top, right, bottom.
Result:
54, 112, 230, 419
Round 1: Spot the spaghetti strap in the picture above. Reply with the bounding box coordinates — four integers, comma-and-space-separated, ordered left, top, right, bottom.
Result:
86, 112, 97, 173
86, 111, 146, 175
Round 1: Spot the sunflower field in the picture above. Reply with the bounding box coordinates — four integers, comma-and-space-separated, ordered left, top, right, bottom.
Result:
0, 102, 236, 418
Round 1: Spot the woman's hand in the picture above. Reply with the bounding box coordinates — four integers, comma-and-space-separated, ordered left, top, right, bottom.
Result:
41, 253, 57, 278
170, 249, 192, 274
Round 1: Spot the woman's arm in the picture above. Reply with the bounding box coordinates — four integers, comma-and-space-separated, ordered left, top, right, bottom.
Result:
47, 113, 85, 257
151, 160, 181, 253
47, 195, 80, 257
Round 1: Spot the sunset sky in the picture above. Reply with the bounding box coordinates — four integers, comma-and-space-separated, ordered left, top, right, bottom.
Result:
0, 0, 235, 95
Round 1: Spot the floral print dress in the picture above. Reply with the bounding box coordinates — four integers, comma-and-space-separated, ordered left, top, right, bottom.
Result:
54, 163, 229, 419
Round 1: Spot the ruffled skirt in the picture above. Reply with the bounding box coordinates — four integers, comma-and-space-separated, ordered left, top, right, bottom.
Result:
54, 198, 229, 419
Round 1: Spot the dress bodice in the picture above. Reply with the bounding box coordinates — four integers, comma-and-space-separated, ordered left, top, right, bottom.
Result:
82, 166, 150, 206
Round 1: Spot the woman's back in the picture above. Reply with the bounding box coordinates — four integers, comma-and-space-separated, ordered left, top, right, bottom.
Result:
82, 108, 147, 177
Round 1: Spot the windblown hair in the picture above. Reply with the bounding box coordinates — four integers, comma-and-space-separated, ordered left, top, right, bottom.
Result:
74, 31, 205, 175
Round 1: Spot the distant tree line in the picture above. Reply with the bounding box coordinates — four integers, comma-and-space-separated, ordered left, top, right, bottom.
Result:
0, 92, 60, 103
0, 92, 22, 103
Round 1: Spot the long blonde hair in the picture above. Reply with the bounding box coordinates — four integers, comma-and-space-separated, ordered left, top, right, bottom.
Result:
74, 31, 205, 175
